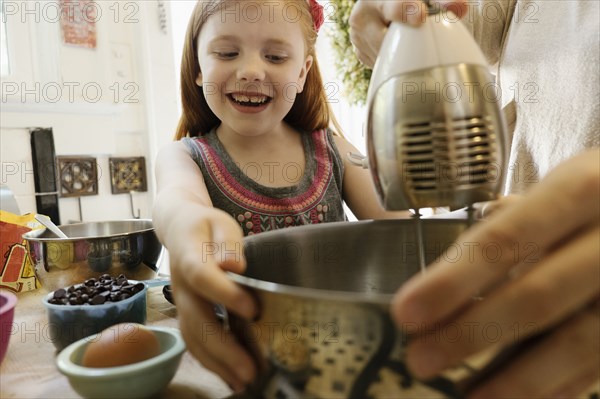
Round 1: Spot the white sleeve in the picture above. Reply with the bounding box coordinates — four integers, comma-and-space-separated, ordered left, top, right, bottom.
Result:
461, 0, 517, 69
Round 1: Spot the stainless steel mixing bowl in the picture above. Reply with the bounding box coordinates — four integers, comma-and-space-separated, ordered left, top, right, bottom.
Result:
229, 218, 472, 399
23, 219, 163, 292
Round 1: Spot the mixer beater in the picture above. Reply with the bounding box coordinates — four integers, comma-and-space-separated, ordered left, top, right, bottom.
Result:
365, 1, 508, 270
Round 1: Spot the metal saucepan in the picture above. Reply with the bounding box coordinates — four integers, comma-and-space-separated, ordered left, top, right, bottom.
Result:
23, 219, 163, 292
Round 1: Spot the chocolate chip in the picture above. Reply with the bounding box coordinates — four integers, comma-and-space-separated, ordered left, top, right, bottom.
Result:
91, 294, 106, 305
117, 277, 128, 286
49, 274, 143, 306
68, 297, 82, 305
133, 283, 144, 292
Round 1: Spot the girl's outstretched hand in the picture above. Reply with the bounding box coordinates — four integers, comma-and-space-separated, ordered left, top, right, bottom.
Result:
392, 149, 600, 398
349, 0, 468, 67
167, 207, 258, 392
154, 141, 259, 391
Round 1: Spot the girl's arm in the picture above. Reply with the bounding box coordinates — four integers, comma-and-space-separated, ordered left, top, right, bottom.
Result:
153, 141, 258, 391
333, 136, 411, 220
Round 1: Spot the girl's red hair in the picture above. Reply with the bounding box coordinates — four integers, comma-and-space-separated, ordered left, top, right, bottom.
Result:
175, 0, 341, 139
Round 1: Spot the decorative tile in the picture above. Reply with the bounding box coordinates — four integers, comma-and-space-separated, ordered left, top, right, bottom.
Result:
109, 157, 147, 194
57, 156, 98, 198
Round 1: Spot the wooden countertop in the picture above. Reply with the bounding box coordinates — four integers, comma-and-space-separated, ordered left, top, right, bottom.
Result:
0, 287, 233, 399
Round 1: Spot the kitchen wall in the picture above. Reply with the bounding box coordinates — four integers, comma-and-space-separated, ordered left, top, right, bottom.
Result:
1, 0, 369, 223
0, 1, 179, 222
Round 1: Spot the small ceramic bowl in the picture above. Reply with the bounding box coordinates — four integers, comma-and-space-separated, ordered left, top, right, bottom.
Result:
43, 282, 148, 351
0, 291, 18, 363
57, 326, 185, 399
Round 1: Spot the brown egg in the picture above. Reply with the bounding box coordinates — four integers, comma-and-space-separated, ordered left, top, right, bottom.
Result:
81, 323, 161, 368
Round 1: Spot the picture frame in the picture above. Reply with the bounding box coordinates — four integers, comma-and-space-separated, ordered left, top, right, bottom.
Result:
57, 156, 99, 197
109, 157, 147, 194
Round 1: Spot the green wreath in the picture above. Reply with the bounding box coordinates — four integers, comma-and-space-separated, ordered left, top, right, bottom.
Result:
327, 0, 372, 106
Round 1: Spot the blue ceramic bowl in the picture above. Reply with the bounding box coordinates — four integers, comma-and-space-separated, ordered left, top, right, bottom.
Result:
43, 282, 148, 351
57, 326, 185, 399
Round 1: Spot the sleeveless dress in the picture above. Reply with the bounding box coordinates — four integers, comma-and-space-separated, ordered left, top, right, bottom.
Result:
182, 128, 347, 236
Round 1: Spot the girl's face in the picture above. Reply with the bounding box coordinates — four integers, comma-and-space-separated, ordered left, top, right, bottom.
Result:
196, 1, 313, 137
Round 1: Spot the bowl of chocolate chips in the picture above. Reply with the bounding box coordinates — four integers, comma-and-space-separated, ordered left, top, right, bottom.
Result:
43, 274, 148, 351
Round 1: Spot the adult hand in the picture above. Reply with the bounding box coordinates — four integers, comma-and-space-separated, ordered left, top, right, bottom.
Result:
167, 207, 258, 392
349, 0, 468, 67
480, 195, 522, 219
392, 149, 600, 398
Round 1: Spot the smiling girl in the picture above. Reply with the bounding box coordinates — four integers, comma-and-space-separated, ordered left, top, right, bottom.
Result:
153, 0, 405, 391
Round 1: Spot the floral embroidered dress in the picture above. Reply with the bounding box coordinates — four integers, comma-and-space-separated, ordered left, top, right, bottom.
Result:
181, 129, 347, 236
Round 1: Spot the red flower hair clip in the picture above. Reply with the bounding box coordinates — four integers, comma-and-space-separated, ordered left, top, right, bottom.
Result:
307, 0, 324, 33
